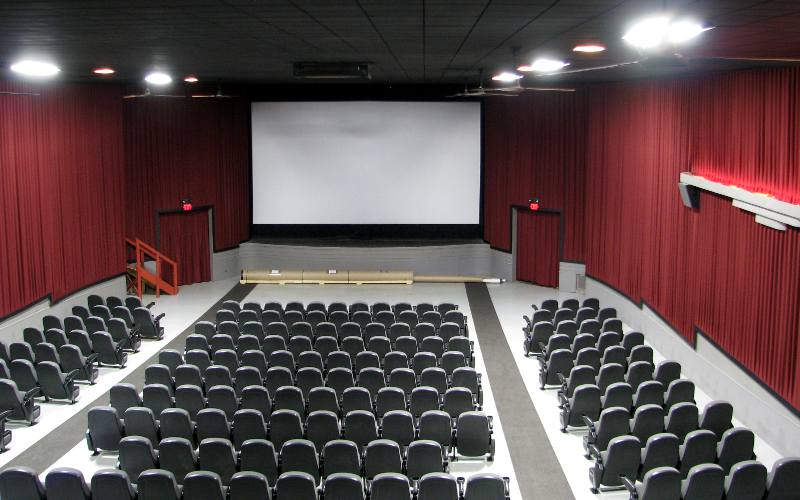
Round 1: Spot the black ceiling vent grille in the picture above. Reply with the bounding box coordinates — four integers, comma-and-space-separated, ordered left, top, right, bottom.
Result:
293, 62, 371, 80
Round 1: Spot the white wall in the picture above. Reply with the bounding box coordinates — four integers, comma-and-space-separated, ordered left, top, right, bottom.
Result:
587, 276, 800, 456
238, 242, 509, 279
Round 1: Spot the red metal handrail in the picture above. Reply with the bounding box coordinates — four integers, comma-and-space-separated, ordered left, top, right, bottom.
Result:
125, 238, 179, 298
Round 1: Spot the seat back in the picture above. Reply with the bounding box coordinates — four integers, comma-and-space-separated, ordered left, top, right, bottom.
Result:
158, 437, 198, 483
464, 473, 508, 500
638, 467, 681, 500
87, 406, 124, 452
417, 472, 459, 500
640, 433, 680, 477
240, 439, 279, 484
681, 463, 724, 500
229, 472, 271, 500
323, 439, 362, 477
281, 438, 320, 484
455, 411, 492, 458
90, 469, 135, 500
717, 427, 755, 473
600, 435, 641, 487
766, 457, 800, 500
0, 466, 45, 500
679, 429, 718, 477
118, 436, 157, 483
725, 461, 767, 500
406, 440, 445, 480
199, 437, 238, 485
699, 400, 734, 439
370, 472, 411, 500
136, 469, 181, 500
124, 407, 159, 444
275, 471, 319, 500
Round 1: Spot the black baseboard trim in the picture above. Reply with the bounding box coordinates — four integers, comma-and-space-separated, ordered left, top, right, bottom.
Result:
586, 273, 800, 418
0, 272, 126, 324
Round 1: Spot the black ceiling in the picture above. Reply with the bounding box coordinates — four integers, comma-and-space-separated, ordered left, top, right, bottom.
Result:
1, 0, 798, 87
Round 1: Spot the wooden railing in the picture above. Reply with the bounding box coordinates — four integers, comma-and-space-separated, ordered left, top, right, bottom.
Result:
125, 238, 179, 298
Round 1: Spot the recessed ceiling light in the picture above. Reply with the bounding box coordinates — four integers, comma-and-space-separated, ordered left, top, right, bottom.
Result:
93, 67, 115, 75
491, 71, 523, 82
573, 44, 606, 53
183, 75, 199, 83
667, 20, 707, 43
145, 72, 172, 85
10, 60, 60, 78
623, 16, 670, 49
518, 59, 570, 73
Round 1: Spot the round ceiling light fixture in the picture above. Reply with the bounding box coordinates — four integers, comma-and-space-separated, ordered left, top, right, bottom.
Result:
10, 60, 60, 78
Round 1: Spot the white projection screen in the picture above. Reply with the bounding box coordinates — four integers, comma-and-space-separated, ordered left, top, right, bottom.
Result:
251, 101, 481, 227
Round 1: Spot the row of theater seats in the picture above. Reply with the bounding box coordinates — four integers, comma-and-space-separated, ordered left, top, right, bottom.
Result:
216, 301, 466, 328
89, 399, 494, 458
526, 297, 799, 499
621, 459, 799, 500
138, 368, 482, 417
186, 328, 474, 368
204, 313, 467, 343
214, 308, 467, 332
0, 295, 163, 458
0, 466, 509, 500
221, 299, 461, 314
192, 320, 470, 354
117, 434, 453, 484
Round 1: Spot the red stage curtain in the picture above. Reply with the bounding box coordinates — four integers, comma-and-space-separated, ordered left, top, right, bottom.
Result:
0, 81, 125, 318
123, 98, 250, 252
691, 67, 800, 203
160, 211, 211, 285
516, 211, 560, 287
483, 93, 586, 261
584, 67, 800, 410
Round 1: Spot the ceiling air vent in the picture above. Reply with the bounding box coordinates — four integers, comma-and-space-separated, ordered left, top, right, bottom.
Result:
293, 62, 371, 80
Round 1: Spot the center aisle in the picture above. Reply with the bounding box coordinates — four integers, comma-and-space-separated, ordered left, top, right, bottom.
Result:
465, 283, 574, 500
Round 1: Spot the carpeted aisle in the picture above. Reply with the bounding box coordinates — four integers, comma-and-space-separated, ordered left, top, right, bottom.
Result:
466, 282, 574, 500
5, 283, 256, 471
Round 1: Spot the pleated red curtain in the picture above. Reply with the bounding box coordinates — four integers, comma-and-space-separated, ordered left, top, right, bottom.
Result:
516, 211, 560, 287
0, 81, 125, 318
160, 211, 211, 285
483, 93, 586, 260
123, 98, 250, 252
584, 67, 800, 410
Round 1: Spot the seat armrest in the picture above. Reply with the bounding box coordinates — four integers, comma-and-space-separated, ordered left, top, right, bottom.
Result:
85, 353, 100, 365
621, 476, 637, 497
23, 387, 41, 400
65, 369, 80, 383
146, 301, 156, 309
588, 444, 601, 460
582, 416, 595, 432
502, 477, 511, 499
0, 409, 12, 421
557, 373, 567, 384
155, 313, 166, 322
